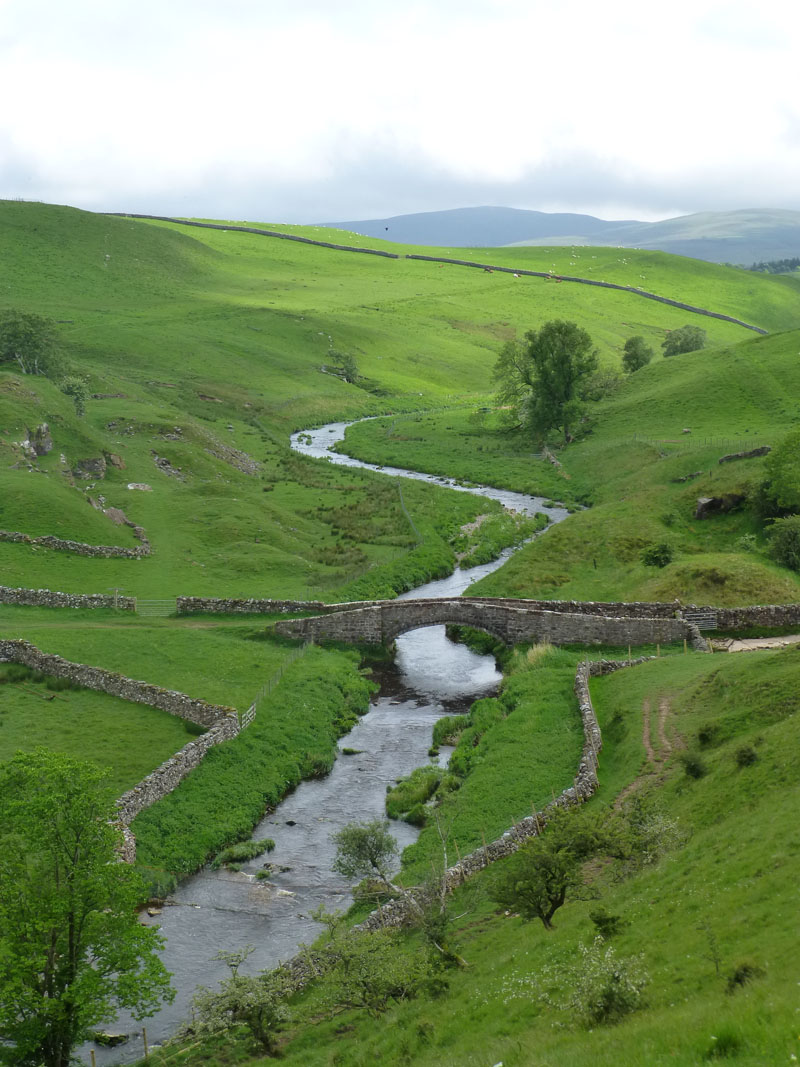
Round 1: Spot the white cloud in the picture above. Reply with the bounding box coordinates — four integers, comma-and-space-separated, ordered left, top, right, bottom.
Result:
0, 0, 798, 220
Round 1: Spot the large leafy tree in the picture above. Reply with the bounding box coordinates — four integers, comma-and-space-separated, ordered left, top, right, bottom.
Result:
0, 309, 64, 377
494, 320, 598, 442
0, 750, 174, 1067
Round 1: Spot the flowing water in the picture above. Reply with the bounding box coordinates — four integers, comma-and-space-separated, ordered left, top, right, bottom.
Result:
88, 421, 566, 1062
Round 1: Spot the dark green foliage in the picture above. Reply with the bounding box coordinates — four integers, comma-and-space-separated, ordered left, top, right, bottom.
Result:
725, 960, 765, 993
493, 320, 598, 442
0, 750, 173, 1067
211, 838, 275, 870
490, 808, 602, 928
0, 308, 64, 377
734, 744, 758, 768
0, 664, 83, 691
589, 907, 626, 938
747, 256, 800, 273
641, 541, 674, 567
763, 428, 800, 512
662, 324, 707, 356
621, 335, 654, 373
697, 722, 721, 747
59, 375, 88, 417
680, 752, 708, 779
767, 515, 800, 570
332, 819, 398, 885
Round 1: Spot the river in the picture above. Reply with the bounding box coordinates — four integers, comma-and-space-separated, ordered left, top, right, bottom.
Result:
88, 420, 566, 1062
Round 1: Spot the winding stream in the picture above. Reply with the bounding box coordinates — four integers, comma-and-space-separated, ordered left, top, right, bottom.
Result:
89, 420, 566, 1063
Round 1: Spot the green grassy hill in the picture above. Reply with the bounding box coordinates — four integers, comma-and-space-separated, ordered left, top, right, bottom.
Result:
5, 200, 797, 602
342, 327, 800, 606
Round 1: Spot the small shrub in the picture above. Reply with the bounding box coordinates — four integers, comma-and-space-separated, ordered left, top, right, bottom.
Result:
589, 908, 626, 938
734, 744, 758, 768
641, 542, 674, 568
404, 804, 428, 827
736, 533, 758, 552
697, 722, 721, 748
705, 1026, 744, 1058
564, 937, 649, 1026
3, 664, 35, 683
726, 960, 765, 993
680, 752, 708, 779
767, 514, 800, 571
44, 676, 82, 692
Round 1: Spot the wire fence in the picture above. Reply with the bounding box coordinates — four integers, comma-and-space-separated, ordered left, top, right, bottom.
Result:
631, 433, 771, 456
240, 642, 311, 729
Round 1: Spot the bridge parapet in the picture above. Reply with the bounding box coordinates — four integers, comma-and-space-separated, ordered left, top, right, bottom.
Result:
273, 598, 691, 647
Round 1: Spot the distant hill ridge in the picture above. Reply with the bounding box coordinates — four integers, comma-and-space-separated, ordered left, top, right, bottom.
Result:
325, 206, 800, 265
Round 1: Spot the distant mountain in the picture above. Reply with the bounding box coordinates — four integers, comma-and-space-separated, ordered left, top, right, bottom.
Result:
326, 206, 800, 265
324, 206, 637, 249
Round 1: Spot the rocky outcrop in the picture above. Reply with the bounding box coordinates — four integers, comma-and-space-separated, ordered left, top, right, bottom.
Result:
718, 445, 771, 464
28, 423, 53, 456
73, 456, 107, 480
695, 494, 746, 519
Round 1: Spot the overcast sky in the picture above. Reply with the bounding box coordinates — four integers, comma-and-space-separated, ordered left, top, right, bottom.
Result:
1, 0, 798, 224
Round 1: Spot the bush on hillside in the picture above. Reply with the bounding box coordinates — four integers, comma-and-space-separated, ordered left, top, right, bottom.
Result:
662, 324, 706, 357
0, 308, 65, 378
767, 515, 800, 571
490, 808, 602, 929
621, 335, 654, 373
763, 428, 800, 513
560, 937, 649, 1026
641, 541, 674, 568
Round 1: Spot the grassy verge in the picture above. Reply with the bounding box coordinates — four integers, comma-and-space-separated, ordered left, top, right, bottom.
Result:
131, 644, 374, 881
397, 645, 585, 884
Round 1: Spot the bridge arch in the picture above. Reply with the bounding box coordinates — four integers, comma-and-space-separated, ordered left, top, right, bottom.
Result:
380, 600, 510, 645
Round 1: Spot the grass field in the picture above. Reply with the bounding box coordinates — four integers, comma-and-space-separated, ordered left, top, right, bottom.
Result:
0, 663, 195, 794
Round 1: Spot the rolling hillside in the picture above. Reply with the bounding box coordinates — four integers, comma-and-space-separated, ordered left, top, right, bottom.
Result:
4, 200, 798, 601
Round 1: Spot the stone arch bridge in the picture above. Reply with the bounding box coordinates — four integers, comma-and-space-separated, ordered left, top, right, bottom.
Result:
273, 596, 695, 648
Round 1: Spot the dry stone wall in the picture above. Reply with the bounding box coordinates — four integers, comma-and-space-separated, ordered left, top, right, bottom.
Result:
0, 585, 136, 610
0, 526, 150, 558
115, 717, 238, 829
0, 639, 240, 863
176, 596, 348, 616
0, 639, 236, 727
